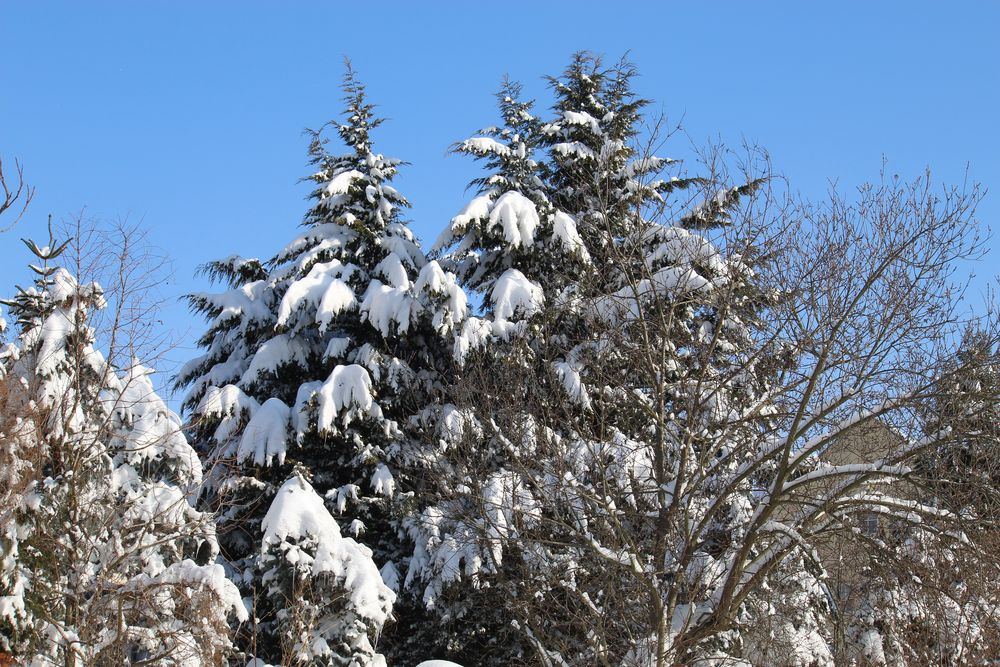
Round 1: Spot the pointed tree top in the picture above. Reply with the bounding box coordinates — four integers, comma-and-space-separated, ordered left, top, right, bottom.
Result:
339, 59, 383, 155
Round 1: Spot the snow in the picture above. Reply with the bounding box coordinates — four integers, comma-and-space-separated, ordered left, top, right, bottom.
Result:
592, 265, 714, 325
237, 397, 290, 466
380, 561, 400, 593
454, 316, 493, 365
551, 141, 596, 160
414, 260, 449, 294
0, 577, 26, 623
194, 280, 272, 330
240, 334, 311, 385
551, 210, 590, 261
316, 278, 357, 332
554, 360, 592, 409
316, 364, 383, 431
291, 380, 323, 439
322, 337, 350, 361
438, 195, 493, 249
360, 281, 414, 336
276, 260, 352, 327
491, 268, 544, 322
276, 224, 355, 267
48, 267, 98, 306
197, 383, 259, 418
370, 463, 395, 497
461, 136, 510, 156
126, 559, 247, 621
414, 261, 468, 334
488, 190, 540, 249
437, 405, 470, 449
415, 662, 465, 667
322, 169, 366, 197
624, 156, 668, 178
374, 252, 412, 288
261, 475, 394, 625
184, 354, 249, 404
643, 225, 724, 273
34, 307, 76, 377
379, 224, 425, 267
196, 384, 259, 442
561, 109, 601, 133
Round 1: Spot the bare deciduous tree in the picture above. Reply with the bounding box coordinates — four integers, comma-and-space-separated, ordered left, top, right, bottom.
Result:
432, 139, 1000, 665
0, 157, 33, 232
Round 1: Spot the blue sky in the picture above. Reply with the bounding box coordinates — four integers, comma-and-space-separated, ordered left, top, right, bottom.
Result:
2, 2, 998, 402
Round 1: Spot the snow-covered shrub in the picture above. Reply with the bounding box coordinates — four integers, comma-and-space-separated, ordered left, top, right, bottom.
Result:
0, 233, 244, 664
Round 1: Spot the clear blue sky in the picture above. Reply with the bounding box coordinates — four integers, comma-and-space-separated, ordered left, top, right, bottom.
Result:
2, 2, 998, 402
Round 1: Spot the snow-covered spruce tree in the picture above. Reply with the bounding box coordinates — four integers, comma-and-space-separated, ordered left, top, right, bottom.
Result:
178, 66, 464, 665
406, 56, 779, 665
433, 76, 591, 303
0, 231, 245, 664
397, 75, 601, 665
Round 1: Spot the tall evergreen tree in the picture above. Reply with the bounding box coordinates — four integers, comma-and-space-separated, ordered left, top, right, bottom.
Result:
178, 65, 464, 664
402, 75, 598, 665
